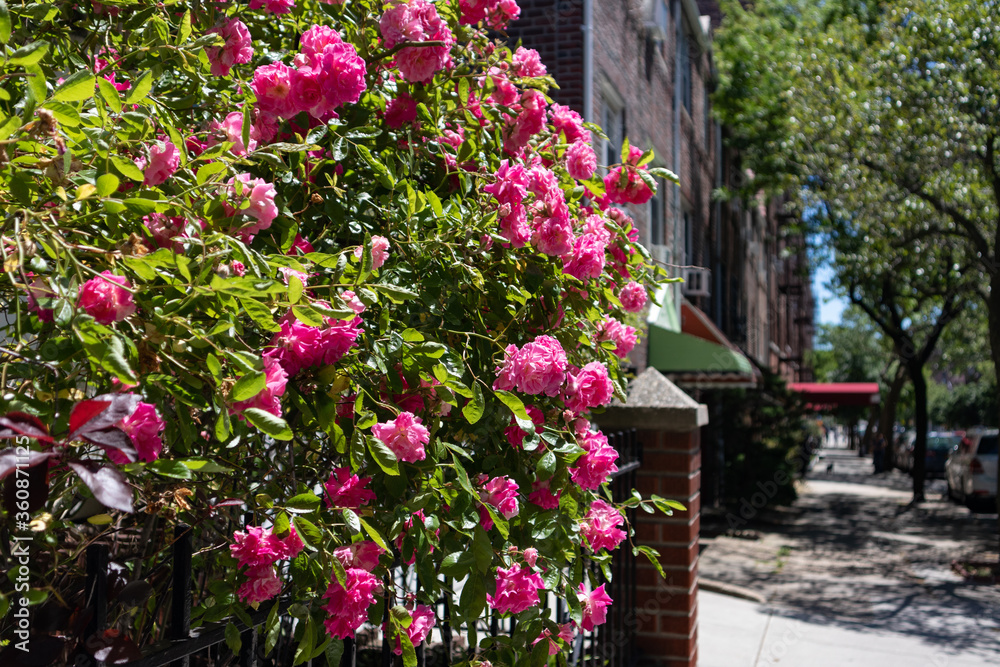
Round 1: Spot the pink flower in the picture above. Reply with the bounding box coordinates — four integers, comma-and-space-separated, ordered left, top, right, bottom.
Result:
231, 356, 288, 417
565, 141, 597, 180
493, 335, 567, 397
277, 528, 305, 560
528, 478, 561, 509
143, 213, 201, 252
380, 0, 455, 83
507, 89, 547, 152
300, 25, 343, 62
333, 541, 384, 571
324, 467, 376, 509
372, 411, 429, 463
252, 61, 297, 119
118, 402, 165, 462
237, 565, 282, 604
569, 430, 619, 490
226, 174, 279, 239
550, 104, 589, 144
290, 67, 326, 118
580, 498, 626, 552
315, 41, 368, 112
488, 563, 545, 614
249, 0, 295, 13
522, 547, 538, 567
322, 568, 381, 639
206, 19, 254, 76
288, 234, 314, 255
458, 0, 520, 28
478, 475, 519, 530
562, 233, 606, 281
578, 583, 613, 631
143, 140, 179, 186
604, 165, 654, 205
266, 312, 362, 376
597, 317, 638, 358
385, 93, 418, 129
504, 404, 545, 448
341, 290, 366, 314
319, 317, 363, 364
512, 47, 546, 78
353, 235, 390, 269
279, 266, 309, 287
230, 526, 282, 568
564, 362, 613, 414
391, 604, 436, 655
618, 281, 647, 313
77, 271, 136, 324
231, 261, 246, 277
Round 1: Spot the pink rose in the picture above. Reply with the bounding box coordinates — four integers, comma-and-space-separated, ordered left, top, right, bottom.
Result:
77, 271, 136, 324
322, 568, 381, 639
580, 498, 627, 552
252, 61, 297, 119
597, 317, 638, 358
230, 526, 283, 568
391, 604, 436, 655
380, 0, 455, 83
488, 563, 545, 614
225, 174, 279, 239
231, 356, 287, 417
211, 111, 256, 156
333, 541, 384, 571
372, 411, 429, 463
118, 402, 165, 462
353, 235, 390, 269
504, 404, 545, 448
142, 140, 179, 186
550, 103, 589, 144
249, 0, 295, 13
578, 583, 613, 631
564, 362, 613, 414
562, 232, 606, 281
206, 19, 254, 77
493, 335, 567, 397
522, 547, 538, 567
618, 281, 648, 313
528, 478, 561, 509
478, 475, 519, 530
512, 47, 546, 78
569, 430, 619, 490
565, 141, 597, 181
324, 467, 376, 509
237, 565, 282, 604
26, 276, 54, 322
385, 93, 418, 129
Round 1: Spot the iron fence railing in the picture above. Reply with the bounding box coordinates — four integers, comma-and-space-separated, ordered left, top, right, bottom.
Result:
77, 429, 640, 667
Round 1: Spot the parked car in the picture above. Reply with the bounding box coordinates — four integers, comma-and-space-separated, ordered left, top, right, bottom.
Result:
924, 432, 962, 478
946, 427, 999, 512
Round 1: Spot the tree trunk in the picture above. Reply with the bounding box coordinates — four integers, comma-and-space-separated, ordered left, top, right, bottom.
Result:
880, 363, 907, 469
907, 362, 928, 503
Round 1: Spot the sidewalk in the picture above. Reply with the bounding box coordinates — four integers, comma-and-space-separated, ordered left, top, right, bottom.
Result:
698, 447, 1000, 666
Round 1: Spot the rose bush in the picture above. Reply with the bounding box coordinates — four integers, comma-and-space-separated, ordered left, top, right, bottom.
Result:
0, 0, 680, 665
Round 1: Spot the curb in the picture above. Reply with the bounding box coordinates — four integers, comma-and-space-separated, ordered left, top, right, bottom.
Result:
698, 578, 768, 604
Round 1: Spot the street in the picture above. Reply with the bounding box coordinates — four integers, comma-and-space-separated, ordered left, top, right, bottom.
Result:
698, 446, 1000, 666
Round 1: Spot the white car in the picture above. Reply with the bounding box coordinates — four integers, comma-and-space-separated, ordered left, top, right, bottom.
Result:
946, 427, 999, 512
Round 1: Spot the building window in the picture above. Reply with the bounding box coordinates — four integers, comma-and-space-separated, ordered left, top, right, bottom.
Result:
602, 102, 625, 166
680, 27, 692, 113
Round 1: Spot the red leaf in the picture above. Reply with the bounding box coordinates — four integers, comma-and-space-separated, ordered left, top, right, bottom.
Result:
68, 394, 140, 439
69, 400, 112, 435
0, 449, 56, 480
67, 461, 134, 513
0, 412, 54, 443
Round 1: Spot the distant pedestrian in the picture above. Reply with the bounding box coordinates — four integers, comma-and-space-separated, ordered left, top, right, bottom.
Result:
873, 431, 887, 474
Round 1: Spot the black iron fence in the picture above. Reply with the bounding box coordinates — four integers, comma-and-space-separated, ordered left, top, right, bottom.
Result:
78, 429, 640, 667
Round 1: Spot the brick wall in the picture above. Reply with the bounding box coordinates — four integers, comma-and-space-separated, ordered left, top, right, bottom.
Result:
633, 428, 701, 667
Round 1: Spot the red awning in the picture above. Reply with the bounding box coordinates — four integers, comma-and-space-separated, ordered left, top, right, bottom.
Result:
787, 382, 880, 407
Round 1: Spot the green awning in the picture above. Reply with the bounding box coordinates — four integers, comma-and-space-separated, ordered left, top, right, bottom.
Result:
647, 323, 754, 375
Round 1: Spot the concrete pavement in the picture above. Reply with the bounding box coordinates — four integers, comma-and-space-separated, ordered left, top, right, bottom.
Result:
698, 446, 1000, 666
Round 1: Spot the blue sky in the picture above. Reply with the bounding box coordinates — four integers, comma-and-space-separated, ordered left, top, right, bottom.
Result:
813, 263, 846, 326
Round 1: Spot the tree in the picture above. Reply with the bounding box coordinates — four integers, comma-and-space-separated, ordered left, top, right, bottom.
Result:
0, 1, 677, 663
714, 0, 1000, 514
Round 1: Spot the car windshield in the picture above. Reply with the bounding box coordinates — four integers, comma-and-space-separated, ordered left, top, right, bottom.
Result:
928, 436, 961, 451
976, 435, 998, 455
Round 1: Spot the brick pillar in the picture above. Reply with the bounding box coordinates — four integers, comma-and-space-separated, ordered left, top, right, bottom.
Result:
595, 369, 707, 667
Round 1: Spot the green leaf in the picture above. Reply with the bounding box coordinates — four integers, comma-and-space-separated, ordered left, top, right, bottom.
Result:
286, 492, 321, 512
374, 283, 418, 303
462, 381, 485, 425
177, 9, 192, 44
42, 101, 80, 127
147, 459, 193, 480
111, 155, 145, 182
197, 161, 228, 185
0, 1, 10, 45
494, 390, 528, 421
620, 136, 631, 163
458, 571, 487, 623
648, 167, 680, 184
225, 622, 242, 654
242, 408, 293, 440
9, 41, 48, 67
342, 508, 361, 534
239, 297, 280, 332
206, 353, 223, 380
96, 174, 120, 197
293, 617, 315, 666
180, 458, 232, 474
439, 551, 474, 578
390, 605, 413, 629
265, 601, 283, 655
359, 517, 390, 552
0, 114, 20, 141
325, 639, 345, 667
294, 516, 323, 549
368, 437, 400, 476
96, 77, 122, 114
124, 71, 153, 105
230, 370, 265, 402
635, 545, 666, 578
472, 525, 493, 574
52, 72, 95, 102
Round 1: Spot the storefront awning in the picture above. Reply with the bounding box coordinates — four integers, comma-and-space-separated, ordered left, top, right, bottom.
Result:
787, 382, 880, 407
646, 288, 757, 389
